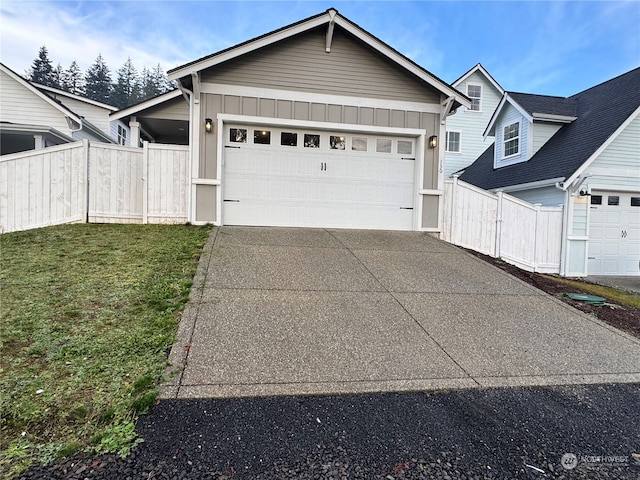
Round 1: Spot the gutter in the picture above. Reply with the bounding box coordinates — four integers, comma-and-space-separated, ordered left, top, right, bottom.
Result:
493, 177, 566, 193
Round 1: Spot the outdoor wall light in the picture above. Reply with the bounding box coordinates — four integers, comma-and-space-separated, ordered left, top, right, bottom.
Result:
205, 118, 213, 133
428, 135, 438, 148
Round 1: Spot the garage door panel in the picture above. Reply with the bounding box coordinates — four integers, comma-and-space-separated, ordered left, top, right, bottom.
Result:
223, 125, 417, 230
588, 191, 640, 276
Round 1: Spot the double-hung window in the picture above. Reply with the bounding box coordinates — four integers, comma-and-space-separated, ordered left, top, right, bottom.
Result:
445, 131, 461, 153
467, 84, 482, 111
117, 125, 127, 146
503, 122, 519, 157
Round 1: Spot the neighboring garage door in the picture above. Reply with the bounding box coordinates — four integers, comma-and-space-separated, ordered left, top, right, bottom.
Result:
222, 125, 417, 230
588, 191, 640, 275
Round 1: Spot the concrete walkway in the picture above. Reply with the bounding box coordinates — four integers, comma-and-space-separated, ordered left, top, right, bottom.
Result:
162, 227, 640, 399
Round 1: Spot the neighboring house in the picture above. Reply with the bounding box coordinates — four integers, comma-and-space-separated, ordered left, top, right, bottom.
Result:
0, 62, 117, 155
444, 64, 503, 177
36, 84, 131, 147
109, 89, 189, 147
459, 67, 640, 277
166, 8, 469, 231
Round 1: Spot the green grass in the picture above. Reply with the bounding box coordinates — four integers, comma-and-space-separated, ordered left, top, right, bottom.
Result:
543, 275, 640, 309
0, 223, 210, 478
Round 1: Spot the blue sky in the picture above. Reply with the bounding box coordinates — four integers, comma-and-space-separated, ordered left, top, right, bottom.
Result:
1, 1, 638, 96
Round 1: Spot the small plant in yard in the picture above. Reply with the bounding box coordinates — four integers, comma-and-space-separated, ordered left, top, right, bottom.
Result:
0, 223, 210, 478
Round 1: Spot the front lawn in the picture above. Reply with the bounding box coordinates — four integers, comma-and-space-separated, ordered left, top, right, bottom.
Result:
0, 223, 210, 478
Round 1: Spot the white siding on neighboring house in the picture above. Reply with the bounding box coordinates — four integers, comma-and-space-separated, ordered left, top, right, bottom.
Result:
109, 121, 131, 146
444, 70, 502, 177
582, 114, 640, 191
508, 185, 565, 206
531, 123, 562, 156
494, 103, 529, 167
48, 95, 111, 134
0, 70, 73, 135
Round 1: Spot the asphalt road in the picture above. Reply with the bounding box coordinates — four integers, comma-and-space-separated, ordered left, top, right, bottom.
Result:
20, 383, 640, 479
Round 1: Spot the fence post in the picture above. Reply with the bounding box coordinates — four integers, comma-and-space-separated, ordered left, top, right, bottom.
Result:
142, 141, 149, 224
450, 175, 459, 244
533, 203, 541, 272
495, 190, 504, 258
83, 139, 90, 223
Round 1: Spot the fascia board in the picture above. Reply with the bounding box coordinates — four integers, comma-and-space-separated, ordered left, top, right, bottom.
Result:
168, 15, 329, 80
37, 84, 118, 111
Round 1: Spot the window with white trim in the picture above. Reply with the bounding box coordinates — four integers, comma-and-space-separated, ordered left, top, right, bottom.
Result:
445, 131, 461, 153
503, 122, 519, 157
117, 125, 127, 145
467, 84, 482, 111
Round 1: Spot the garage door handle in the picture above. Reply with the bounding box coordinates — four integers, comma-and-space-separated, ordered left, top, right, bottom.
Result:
225, 145, 241, 149
320, 162, 327, 171
224, 199, 240, 202
401, 157, 415, 161
400, 207, 414, 210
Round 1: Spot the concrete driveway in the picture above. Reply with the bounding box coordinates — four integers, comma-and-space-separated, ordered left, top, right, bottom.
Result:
162, 227, 640, 399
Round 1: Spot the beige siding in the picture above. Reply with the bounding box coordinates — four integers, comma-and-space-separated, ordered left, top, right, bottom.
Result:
201, 27, 440, 103
141, 97, 190, 121
0, 70, 72, 134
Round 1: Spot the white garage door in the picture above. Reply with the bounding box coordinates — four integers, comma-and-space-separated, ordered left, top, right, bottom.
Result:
588, 191, 640, 275
222, 125, 417, 230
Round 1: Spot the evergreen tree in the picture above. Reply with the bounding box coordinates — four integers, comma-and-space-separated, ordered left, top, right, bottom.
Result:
111, 58, 141, 108
152, 63, 171, 93
140, 67, 159, 100
85, 54, 112, 104
28, 46, 55, 86
52, 63, 64, 89
62, 61, 85, 95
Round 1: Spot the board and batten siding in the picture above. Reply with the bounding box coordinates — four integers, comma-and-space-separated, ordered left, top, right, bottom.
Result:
201, 27, 441, 104
0, 70, 72, 135
494, 103, 529, 167
444, 70, 502, 177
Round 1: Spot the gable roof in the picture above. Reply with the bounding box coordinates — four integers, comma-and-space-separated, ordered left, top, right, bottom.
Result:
460, 66, 640, 191
36, 84, 118, 111
168, 8, 470, 110
110, 89, 183, 121
507, 92, 577, 118
452, 63, 504, 95
0, 62, 83, 126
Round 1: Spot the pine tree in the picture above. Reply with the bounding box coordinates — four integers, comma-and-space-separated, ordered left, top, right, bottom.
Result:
85, 54, 112, 104
111, 58, 141, 108
62, 61, 85, 95
140, 67, 158, 100
28, 46, 55, 86
52, 63, 64, 89
152, 63, 171, 94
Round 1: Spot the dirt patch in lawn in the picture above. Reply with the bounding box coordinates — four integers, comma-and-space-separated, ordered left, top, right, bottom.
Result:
466, 250, 640, 340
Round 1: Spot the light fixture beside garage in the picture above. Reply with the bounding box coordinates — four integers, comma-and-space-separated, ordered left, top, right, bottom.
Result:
205, 118, 213, 133
429, 135, 438, 148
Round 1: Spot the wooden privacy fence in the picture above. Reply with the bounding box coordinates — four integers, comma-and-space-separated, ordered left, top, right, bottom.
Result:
442, 176, 564, 273
1, 140, 189, 234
